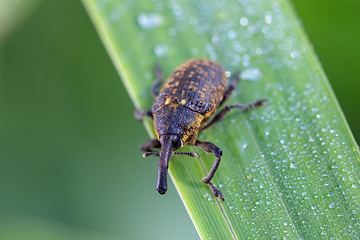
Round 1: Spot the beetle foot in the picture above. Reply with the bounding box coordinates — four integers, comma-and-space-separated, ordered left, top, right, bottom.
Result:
143, 152, 160, 157
134, 109, 144, 121
245, 98, 268, 110
207, 182, 224, 201
134, 109, 153, 121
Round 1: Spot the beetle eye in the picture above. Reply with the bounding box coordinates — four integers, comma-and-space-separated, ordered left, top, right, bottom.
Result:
171, 135, 181, 149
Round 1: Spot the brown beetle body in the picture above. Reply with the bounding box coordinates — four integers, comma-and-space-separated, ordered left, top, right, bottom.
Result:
153, 59, 227, 145
135, 58, 266, 200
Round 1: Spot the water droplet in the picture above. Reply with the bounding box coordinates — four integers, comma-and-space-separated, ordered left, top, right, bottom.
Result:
241, 67, 263, 81
329, 202, 335, 209
137, 13, 163, 30
255, 48, 263, 55
240, 17, 248, 26
212, 36, 219, 44
290, 163, 297, 169
311, 108, 318, 112
265, 15, 272, 24
154, 45, 168, 57
227, 30, 236, 39
290, 51, 298, 58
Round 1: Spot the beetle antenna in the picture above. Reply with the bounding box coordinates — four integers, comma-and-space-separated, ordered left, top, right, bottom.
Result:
144, 152, 198, 158
173, 152, 199, 157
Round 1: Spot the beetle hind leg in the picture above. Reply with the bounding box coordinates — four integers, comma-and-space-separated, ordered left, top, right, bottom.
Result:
195, 140, 225, 201
200, 98, 267, 131
218, 70, 241, 107
151, 62, 164, 97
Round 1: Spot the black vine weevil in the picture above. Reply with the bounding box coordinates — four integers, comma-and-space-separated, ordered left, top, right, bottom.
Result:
135, 58, 267, 200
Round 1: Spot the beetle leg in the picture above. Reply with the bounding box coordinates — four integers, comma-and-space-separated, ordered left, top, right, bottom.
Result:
200, 98, 267, 131
218, 70, 241, 107
134, 109, 153, 121
151, 62, 164, 97
195, 140, 224, 201
140, 138, 161, 152
195, 140, 222, 183
208, 182, 224, 201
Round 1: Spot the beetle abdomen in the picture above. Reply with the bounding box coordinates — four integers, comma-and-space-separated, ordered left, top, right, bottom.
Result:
152, 59, 227, 118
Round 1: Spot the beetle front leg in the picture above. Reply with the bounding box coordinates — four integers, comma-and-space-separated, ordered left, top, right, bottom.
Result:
195, 140, 224, 201
140, 138, 161, 152
134, 109, 153, 121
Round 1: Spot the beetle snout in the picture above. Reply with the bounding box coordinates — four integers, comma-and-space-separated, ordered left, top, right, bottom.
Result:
156, 169, 168, 195
156, 186, 167, 195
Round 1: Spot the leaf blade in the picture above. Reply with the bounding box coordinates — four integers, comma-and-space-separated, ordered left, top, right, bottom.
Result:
83, 0, 360, 238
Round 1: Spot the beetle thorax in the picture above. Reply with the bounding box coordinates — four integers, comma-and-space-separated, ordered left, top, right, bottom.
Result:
153, 103, 204, 145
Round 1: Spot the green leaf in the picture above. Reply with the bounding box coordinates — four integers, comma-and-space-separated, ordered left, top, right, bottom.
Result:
82, 0, 360, 238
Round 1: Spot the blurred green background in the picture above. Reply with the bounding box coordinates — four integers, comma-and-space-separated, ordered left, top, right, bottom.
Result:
0, 0, 359, 239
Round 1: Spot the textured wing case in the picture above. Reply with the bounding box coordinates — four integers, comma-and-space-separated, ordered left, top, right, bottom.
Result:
152, 59, 227, 118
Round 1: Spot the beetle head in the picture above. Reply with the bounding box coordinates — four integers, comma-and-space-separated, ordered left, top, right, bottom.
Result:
143, 132, 198, 196
161, 134, 183, 151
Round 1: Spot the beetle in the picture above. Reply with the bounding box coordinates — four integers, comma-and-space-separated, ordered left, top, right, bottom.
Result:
135, 58, 266, 200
